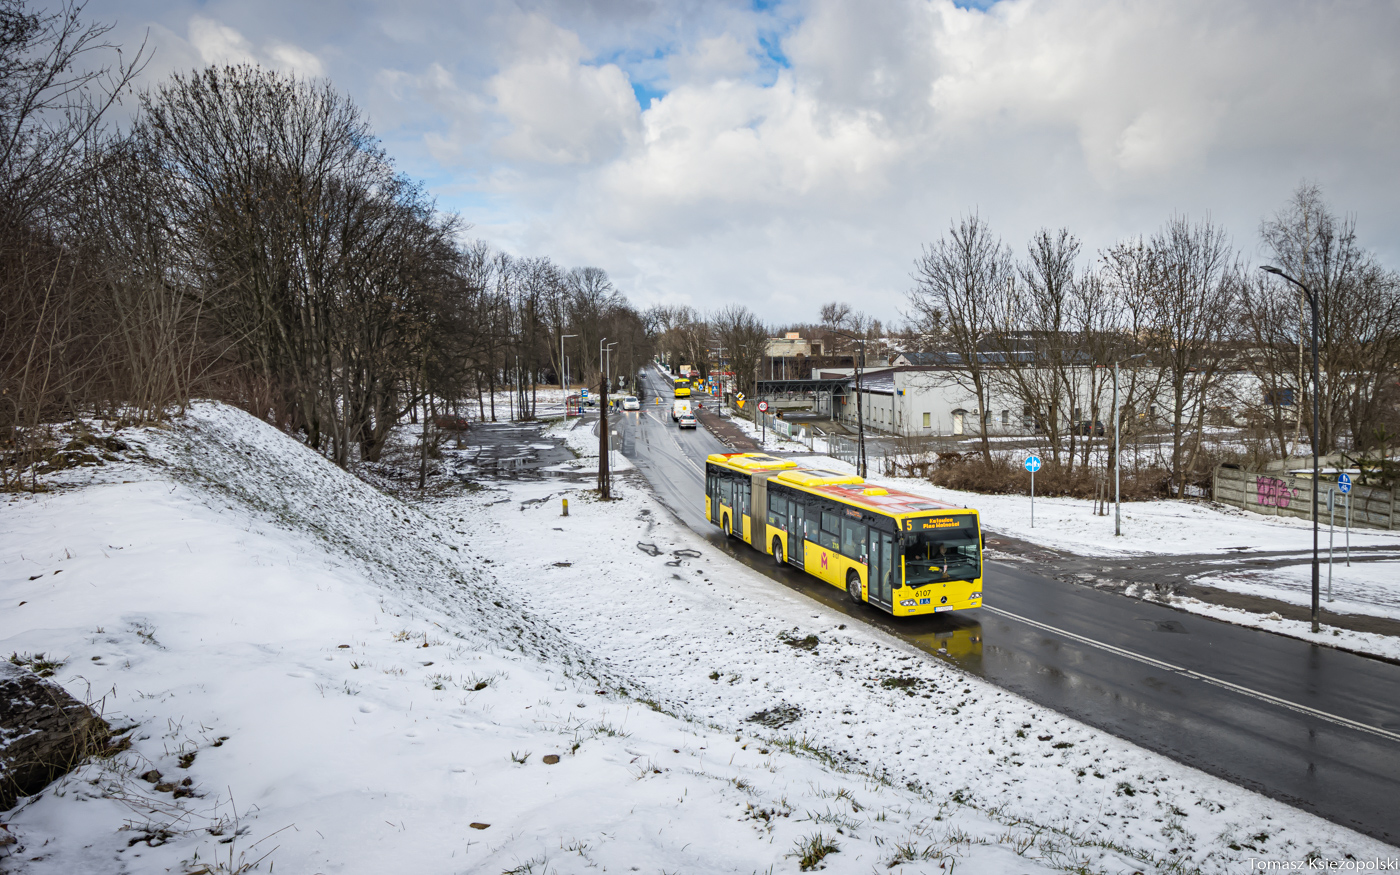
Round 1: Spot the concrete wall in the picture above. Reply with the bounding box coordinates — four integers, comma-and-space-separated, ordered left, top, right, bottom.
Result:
1212, 466, 1396, 530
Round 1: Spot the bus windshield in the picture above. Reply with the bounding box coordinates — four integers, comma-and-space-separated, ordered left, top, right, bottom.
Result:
901, 517, 980, 585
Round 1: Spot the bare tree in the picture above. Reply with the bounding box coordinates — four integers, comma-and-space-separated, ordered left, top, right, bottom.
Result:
908, 213, 1012, 463
0, 0, 148, 230
1147, 216, 1239, 496
1250, 184, 1400, 457
985, 228, 1083, 468
711, 304, 768, 402
0, 0, 148, 489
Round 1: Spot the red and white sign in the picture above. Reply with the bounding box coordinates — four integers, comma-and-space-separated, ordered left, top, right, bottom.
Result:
757, 401, 769, 412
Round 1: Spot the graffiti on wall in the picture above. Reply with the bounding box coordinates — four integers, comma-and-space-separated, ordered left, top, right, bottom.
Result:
1255, 476, 1298, 509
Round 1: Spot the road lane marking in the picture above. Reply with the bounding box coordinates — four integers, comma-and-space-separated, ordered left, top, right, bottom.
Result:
983, 604, 1400, 745
639, 408, 703, 476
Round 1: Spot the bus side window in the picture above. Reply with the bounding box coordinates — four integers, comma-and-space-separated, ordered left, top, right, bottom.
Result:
820, 511, 841, 551
803, 506, 819, 544
768, 494, 787, 528
841, 519, 868, 561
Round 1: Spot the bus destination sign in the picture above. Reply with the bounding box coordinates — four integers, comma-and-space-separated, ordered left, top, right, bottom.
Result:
906, 515, 964, 531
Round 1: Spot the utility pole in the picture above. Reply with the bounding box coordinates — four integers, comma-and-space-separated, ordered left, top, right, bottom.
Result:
598, 337, 610, 499
856, 336, 867, 478
828, 327, 869, 478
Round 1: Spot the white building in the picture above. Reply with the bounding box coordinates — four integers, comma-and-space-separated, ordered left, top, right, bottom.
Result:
818, 364, 1104, 437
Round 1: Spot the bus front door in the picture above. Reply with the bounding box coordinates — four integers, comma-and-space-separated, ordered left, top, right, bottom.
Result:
869, 529, 894, 610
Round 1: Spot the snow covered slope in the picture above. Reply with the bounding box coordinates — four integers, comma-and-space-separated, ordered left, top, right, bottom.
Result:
0, 403, 1390, 873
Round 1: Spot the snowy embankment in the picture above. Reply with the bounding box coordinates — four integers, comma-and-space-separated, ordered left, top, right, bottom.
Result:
0, 403, 1390, 873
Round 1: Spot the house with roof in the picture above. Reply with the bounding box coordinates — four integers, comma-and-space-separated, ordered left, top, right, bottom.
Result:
816, 356, 1103, 438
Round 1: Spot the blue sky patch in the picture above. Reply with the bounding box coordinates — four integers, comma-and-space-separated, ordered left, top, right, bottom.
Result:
632, 80, 667, 110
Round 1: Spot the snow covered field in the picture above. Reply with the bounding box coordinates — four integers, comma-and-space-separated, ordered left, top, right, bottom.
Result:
1, 403, 1393, 872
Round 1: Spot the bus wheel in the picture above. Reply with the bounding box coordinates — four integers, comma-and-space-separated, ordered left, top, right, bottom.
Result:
723, 516, 732, 538
846, 571, 862, 605
772, 538, 784, 565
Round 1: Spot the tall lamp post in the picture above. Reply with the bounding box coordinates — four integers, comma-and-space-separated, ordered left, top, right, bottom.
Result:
560, 333, 578, 391
1262, 265, 1322, 633
1112, 353, 1146, 537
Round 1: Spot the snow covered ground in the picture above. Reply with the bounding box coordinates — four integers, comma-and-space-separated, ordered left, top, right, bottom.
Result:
1, 403, 1393, 872
1193, 559, 1400, 622
545, 415, 636, 473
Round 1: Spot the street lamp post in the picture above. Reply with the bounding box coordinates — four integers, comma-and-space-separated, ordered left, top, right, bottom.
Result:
1113, 353, 1146, 537
1262, 265, 1322, 633
560, 334, 578, 391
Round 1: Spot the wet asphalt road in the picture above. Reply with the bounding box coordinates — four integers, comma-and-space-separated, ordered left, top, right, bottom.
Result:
613, 368, 1400, 845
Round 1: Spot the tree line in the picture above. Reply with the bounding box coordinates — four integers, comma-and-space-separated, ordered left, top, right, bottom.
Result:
904, 186, 1400, 495
0, 1, 654, 487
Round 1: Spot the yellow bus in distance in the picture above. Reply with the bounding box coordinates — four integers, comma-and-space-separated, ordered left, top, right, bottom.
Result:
705, 452, 983, 617
673, 377, 691, 397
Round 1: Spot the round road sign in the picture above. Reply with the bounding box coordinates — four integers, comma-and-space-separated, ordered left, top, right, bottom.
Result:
1337, 472, 1352, 494
758, 401, 769, 413
1024, 455, 1042, 473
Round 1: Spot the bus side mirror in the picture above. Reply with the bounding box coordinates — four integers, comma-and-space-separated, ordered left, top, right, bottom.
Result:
980, 533, 985, 549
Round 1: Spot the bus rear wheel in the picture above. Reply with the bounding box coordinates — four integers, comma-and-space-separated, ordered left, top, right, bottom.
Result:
772, 538, 784, 565
723, 516, 733, 538
846, 571, 862, 605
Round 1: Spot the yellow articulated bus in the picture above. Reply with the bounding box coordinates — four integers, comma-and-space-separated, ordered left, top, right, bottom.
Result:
673, 377, 691, 398
704, 452, 983, 617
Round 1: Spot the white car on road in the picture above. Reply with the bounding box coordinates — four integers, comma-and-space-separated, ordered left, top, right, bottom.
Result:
677, 412, 697, 429
622, 396, 640, 411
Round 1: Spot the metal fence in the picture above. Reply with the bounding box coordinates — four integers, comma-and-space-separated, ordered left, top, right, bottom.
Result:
827, 434, 858, 467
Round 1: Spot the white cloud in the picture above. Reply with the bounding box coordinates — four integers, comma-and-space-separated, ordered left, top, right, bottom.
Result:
112, 0, 1400, 324
266, 42, 326, 79
486, 13, 641, 165
186, 15, 325, 79
187, 16, 258, 67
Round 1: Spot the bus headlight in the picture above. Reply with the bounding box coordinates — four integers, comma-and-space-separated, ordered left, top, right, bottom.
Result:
969, 592, 981, 600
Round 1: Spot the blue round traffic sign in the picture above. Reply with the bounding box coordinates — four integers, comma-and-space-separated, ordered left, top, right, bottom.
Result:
1337, 472, 1352, 494
1024, 455, 1042, 473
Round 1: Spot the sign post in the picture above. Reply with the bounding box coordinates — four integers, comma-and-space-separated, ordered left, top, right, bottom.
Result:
1327, 486, 1335, 603
1025, 455, 1042, 528
1338, 473, 1352, 567
758, 401, 769, 444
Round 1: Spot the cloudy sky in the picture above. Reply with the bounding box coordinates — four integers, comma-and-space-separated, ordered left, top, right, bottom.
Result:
98, 0, 1400, 325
